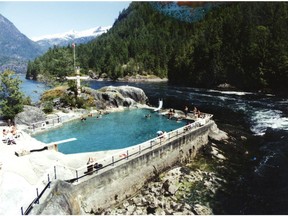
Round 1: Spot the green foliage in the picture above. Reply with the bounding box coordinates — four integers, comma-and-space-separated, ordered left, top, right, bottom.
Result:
59, 94, 90, 109
43, 101, 54, 114
23, 96, 32, 106
27, 2, 288, 94
0, 70, 25, 119
26, 45, 74, 83
41, 86, 67, 102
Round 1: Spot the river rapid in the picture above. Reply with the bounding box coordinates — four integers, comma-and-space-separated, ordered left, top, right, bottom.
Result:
21, 78, 288, 214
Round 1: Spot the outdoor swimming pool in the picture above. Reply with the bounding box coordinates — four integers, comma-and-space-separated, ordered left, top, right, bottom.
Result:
33, 109, 187, 154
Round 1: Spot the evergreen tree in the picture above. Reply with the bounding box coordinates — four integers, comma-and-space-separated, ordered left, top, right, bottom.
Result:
0, 70, 25, 120
26, 2, 288, 94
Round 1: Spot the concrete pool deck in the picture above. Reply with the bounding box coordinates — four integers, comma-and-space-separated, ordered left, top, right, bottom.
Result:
0, 123, 128, 215
0, 106, 148, 215
0, 105, 200, 215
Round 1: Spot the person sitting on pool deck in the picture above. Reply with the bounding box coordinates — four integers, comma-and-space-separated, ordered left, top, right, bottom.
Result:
2, 129, 9, 143
157, 131, 168, 142
84, 157, 94, 175
94, 163, 103, 170
184, 106, 189, 117
167, 109, 174, 119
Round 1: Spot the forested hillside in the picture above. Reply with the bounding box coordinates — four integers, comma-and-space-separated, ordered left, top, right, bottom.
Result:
27, 2, 288, 94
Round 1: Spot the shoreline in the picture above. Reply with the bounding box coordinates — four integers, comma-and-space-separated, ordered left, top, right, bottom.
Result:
0, 104, 152, 215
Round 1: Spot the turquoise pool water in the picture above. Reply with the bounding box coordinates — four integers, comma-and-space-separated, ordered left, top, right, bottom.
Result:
33, 109, 187, 154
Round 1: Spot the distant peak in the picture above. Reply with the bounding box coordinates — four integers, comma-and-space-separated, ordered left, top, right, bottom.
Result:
31, 26, 112, 42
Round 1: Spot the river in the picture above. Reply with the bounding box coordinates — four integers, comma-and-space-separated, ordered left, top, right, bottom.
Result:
20, 78, 288, 214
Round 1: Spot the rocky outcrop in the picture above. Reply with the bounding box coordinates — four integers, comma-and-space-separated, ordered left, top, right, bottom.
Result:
208, 121, 228, 141
102, 165, 222, 215
82, 85, 148, 109
14, 105, 46, 126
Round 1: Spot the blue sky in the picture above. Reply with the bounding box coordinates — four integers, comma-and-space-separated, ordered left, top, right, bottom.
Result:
0, 1, 131, 39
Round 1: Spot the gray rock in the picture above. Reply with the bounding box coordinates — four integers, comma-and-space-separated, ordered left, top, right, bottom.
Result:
149, 184, 161, 196
14, 105, 46, 126
241, 135, 247, 141
145, 194, 155, 205
155, 207, 165, 215
193, 204, 213, 215
162, 180, 170, 193
82, 85, 148, 109
168, 184, 179, 195
123, 200, 130, 209
127, 204, 136, 214
134, 207, 145, 215
170, 201, 179, 210
132, 197, 143, 206
141, 197, 148, 205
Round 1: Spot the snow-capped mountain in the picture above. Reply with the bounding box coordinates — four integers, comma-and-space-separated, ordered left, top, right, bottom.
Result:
32, 26, 111, 51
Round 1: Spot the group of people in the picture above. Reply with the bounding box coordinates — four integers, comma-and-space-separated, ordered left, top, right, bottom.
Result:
167, 109, 176, 119
184, 106, 203, 118
145, 114, 151, 118
84, 157, 103, 175
157, 130, 168, 141
2, 124, 19, 145
81, 112, 103, 122
166, 106, 203, 120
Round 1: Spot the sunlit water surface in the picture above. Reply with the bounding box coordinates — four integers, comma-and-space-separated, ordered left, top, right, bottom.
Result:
33, 108, 186, 154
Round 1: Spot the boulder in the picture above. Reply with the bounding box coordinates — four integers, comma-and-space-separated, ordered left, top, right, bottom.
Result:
82, 86, 148, 109
208, 121, 228, 141
217, 83, 236, 90
14, 105, 46, 126
155, 207, 166, 215
193, 204, 213, 215
126, 204, 136, 214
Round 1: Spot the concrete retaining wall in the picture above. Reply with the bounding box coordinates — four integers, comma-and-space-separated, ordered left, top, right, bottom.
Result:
32, 121, 215, 215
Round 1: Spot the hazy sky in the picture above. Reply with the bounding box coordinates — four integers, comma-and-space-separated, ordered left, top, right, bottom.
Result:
0, 1, 131, 39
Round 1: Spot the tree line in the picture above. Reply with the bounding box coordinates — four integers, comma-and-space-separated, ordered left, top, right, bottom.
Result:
26, 2, 288, 94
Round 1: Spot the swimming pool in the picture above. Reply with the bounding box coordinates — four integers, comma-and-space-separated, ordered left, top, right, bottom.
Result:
33, 109, 187, 154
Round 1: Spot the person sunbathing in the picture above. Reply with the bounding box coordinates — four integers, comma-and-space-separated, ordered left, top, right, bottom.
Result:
11, 126, 17, 135
2, 129, 8, 136
7, 134, 16, 145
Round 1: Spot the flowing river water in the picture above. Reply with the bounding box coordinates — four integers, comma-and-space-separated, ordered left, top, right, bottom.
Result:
21, 77, 288, 214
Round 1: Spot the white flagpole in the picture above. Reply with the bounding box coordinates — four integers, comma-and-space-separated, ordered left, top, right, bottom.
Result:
73, 43, 76, 71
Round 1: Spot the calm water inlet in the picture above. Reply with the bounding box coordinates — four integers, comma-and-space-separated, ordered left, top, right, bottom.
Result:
33, 108, 187, 154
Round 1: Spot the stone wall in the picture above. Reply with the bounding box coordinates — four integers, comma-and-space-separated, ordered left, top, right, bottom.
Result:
31, 121, 216, 215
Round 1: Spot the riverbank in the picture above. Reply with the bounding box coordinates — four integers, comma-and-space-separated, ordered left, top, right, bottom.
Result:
117, 75, 168, 83
95, 119, 253, 215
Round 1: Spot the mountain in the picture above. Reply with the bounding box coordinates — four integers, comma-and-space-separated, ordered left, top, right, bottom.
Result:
27, 2, 288, 94
32, 26, 111, 51
0, 14, 44, 73
0, 13, 110, 73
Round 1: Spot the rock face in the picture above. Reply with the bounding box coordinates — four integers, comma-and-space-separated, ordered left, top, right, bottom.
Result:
14, 105, 46, 126
82, 86, 148, 109
102, 165, 220, 215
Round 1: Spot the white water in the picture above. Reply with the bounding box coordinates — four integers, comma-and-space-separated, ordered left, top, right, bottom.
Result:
18, 77, 288, 137
250, 109, 288, 136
